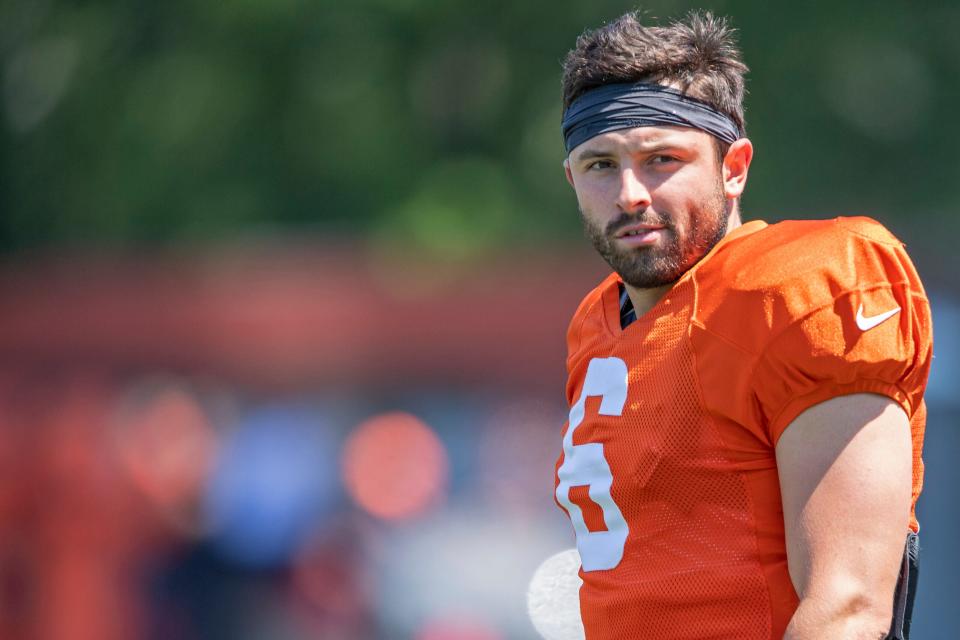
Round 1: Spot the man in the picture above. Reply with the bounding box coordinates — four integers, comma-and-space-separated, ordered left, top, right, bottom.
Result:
551, 10, 932, 640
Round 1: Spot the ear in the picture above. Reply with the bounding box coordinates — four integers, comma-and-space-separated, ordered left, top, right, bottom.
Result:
563, 158, 575, 188
722, 138, 753, 199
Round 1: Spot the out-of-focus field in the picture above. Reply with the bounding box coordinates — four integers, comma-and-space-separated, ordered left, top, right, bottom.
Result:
1, 1, 958, 638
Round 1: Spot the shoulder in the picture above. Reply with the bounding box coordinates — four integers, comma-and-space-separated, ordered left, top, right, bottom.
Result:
566, 272, 618, 369
693, 216, 924, 351
690, 216, 932, 443
704, 216, 909, 298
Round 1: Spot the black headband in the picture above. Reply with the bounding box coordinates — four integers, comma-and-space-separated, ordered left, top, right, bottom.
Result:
561, 82, 742, 153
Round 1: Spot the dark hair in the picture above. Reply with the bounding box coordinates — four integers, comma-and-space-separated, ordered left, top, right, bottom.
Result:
562, 10, 748, 136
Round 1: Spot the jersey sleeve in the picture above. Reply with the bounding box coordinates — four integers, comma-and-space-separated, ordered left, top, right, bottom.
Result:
749, 221, 932, 445
753, 280, 931, 444
691, 217, 932, 447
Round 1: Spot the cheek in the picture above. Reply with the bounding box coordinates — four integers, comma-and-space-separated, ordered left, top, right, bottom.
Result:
574, 177, 605, 201
574, 180, 612, 214
657, 168, 720, 209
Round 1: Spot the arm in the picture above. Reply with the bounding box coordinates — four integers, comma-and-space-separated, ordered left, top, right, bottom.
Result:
776, 393, 912, 640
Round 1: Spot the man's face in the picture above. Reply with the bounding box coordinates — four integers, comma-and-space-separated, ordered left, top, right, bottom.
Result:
565, 125, 735, 289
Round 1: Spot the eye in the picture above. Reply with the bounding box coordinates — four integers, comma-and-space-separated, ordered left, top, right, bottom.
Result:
649, 154, 680, 165
586, 159, 616, 171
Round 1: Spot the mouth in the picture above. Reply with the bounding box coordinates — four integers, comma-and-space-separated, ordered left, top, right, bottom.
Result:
614, 223, 666, 239
613, 223, 666, 248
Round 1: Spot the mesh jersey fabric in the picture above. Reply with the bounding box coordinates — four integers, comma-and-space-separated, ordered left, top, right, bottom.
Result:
555, 217, 933, 639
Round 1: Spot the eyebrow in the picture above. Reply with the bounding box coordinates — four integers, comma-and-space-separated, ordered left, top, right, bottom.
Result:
572, 142, 685, 164
572, 148, 614, 163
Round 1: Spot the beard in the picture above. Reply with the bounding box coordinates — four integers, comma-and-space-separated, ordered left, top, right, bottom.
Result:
580, 184, 731, 289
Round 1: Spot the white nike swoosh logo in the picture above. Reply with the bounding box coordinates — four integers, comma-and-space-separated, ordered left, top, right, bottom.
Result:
855, 303, 900, 331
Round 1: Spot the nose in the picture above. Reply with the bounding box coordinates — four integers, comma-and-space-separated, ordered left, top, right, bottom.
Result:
616, 167, 651, 214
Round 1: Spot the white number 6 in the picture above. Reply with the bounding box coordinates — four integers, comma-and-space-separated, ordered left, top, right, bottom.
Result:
556, 357, 629, 572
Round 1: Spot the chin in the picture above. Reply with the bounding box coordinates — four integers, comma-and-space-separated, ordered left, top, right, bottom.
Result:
620, 272, 683, 289
609, 253, 676, 287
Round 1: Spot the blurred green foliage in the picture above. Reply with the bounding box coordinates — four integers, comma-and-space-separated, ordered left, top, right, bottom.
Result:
1, 0, 958, 262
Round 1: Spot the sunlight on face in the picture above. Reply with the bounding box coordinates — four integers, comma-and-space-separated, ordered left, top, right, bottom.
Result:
566, 126, 732, 289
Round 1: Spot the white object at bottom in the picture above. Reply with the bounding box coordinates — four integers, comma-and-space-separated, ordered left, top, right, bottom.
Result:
527, 548, 586, 640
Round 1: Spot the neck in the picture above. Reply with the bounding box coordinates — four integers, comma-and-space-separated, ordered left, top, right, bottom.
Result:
624, 209, 743, 318
623, 282, 672, 318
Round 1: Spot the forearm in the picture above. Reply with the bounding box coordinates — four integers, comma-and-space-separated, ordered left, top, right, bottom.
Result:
785, 593, 891, 640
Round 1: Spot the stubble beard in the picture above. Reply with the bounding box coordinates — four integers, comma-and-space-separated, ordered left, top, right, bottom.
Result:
580, 184, 731, 289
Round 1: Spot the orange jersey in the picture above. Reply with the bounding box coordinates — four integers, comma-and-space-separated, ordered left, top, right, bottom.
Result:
554, 217, 932, 639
